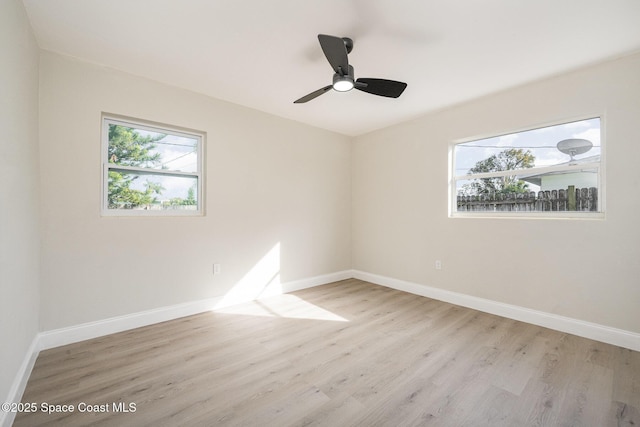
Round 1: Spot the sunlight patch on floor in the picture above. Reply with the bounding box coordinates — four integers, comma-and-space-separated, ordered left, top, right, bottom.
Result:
216, 294, 348, 322
211, 242, 347, 321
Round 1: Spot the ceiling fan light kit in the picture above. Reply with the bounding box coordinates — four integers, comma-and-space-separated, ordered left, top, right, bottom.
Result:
294, 34, 407, 103
332, 68, 355, 92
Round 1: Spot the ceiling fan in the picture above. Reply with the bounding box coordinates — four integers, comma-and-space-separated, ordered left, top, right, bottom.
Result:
294, 34, 407, 103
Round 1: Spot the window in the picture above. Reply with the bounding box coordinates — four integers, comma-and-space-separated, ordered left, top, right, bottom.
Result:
451, 117, 603, 217
102, 115, 204, 215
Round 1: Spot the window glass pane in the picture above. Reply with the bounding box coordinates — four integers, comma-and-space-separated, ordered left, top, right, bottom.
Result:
107, 171, 198, 211
454, 118, 601, 176
108, 123, 199, 173
456, 169, 599, 213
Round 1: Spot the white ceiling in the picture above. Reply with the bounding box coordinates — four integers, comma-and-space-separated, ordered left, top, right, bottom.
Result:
22, 0, 640, 136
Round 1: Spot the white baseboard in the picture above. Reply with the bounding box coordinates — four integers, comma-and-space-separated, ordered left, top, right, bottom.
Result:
32, 268, 640, 352
353, 270, 640, 352
38, 270, 352, 351
1, 335, 40, 427
281, 270, 353, 293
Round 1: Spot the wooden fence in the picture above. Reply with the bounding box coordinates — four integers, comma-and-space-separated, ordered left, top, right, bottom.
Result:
457, 186, 598, 212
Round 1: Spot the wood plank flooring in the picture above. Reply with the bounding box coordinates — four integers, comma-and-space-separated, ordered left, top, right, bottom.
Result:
14, 279, 640, 426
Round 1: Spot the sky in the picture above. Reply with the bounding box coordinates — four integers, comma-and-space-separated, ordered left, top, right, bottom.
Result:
454, 117, 601, 175
453, 117, 601, 194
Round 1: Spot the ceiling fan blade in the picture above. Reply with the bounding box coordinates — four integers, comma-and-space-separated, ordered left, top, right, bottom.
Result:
293, 85, 333, 103
355, 78, 407, 98
318, 34, 349, 75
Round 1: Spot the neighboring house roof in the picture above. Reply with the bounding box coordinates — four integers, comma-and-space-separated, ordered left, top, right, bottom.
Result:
519, 155, 600, 186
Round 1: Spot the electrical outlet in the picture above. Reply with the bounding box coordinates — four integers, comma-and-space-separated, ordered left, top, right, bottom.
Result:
213, 263, 221, 275
435, 260, 442, 270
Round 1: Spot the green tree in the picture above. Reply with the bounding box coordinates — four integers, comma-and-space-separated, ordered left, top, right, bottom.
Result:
107, 125, 165, 209
184, 185, 197, 206
461, 148, 535, 196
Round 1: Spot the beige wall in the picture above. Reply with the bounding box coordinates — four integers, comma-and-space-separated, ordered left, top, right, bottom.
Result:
0, 0, 41, 407
352, 52, 640, 333
4, 12, 639, 407
38, 52, 352, 330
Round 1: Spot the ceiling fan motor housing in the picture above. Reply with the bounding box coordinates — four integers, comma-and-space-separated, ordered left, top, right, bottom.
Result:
342, 37, 354, 54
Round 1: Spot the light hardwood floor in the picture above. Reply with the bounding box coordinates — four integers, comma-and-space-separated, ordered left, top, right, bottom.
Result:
15, 279, 640, 426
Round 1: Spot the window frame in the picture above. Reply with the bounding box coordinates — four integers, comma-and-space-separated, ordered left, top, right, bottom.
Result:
449, 115, 605, 219
101, 114, 205, 216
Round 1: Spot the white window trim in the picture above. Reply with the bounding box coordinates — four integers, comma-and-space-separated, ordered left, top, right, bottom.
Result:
101, 114, 205, 216
449, 115, 605, 219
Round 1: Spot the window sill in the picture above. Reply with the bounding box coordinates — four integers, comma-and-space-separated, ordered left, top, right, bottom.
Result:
449, 211, 605, 220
